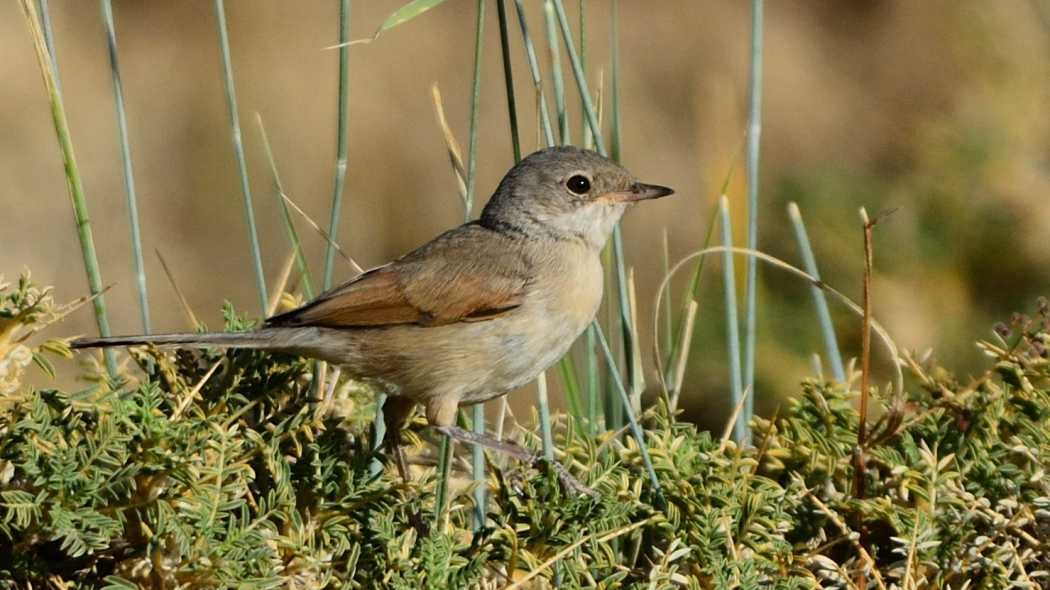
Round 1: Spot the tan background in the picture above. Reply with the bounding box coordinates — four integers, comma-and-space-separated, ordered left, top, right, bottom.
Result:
2, 2, 1048, 429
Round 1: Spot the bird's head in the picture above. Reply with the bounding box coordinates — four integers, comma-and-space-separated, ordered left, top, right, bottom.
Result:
480, 146, 674, 249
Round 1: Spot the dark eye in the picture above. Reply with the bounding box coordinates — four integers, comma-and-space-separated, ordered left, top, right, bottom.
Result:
566, 174, 591, 195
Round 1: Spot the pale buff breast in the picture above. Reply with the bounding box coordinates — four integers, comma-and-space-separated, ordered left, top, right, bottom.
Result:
458, 239, 604, 404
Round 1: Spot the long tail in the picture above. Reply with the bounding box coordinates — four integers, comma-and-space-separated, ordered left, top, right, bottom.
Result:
69, 330, 286, 350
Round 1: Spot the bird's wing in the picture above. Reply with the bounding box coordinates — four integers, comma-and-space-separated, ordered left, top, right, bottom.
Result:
267, 224, 530, 328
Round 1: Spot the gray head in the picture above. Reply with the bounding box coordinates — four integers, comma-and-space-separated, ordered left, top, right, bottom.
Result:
480, 146, 673, 248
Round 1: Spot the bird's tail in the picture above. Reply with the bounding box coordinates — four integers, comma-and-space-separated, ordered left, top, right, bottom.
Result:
69, 330, 285, 350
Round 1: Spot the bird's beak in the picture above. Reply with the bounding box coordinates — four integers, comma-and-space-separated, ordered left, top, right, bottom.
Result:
604, 182, 675, 203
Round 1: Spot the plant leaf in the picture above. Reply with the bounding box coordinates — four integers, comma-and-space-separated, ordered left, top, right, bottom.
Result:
336, 0, 448, 47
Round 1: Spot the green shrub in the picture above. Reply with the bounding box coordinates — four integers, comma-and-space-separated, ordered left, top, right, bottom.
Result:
2, 274, 1048, 588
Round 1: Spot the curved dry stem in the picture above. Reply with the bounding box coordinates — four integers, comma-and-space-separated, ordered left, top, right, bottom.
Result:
652, 246, 904, 399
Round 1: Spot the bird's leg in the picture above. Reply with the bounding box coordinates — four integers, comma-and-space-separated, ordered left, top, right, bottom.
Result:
382, 395, 417, 484
381, 395, 430, 535
433, 424, 599, 500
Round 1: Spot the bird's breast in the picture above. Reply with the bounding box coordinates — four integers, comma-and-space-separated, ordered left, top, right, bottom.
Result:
460, 241, 602, 399
524, 241, 604, 331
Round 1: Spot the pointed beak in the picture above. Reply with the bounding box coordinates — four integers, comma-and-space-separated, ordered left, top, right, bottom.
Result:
606, 182, 675, 203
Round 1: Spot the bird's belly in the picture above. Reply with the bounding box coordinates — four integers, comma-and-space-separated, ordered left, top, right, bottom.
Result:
456, 307, 593, 404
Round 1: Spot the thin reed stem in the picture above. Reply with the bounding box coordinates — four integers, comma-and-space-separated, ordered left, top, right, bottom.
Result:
608, 0, 620, 160
585, 323, 601, 434
788, 203, 845, 381
99, 0, 150, 333
551, 0, 603, 152
579, 0, 589, 147
537, 372, 554, 459
471, 403, 485, 530
36, 0, 60, 95
542, 0, 569, 144
496, 0, 521, 163
213, 0, 268, 314
323, 0, 351, 292
320, 0, 352, 413
256, 115, 315, 299
593, 322, 666, 510
511, 0, 554, 146
21, 0, 118, 379
742, 0, 764, 434
466, 0, 487, 530
719, 197, 746, 442
434, 431, 452, 526
369, 393, 387, 479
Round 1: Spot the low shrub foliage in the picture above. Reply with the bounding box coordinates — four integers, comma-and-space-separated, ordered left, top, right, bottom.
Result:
2, 274, 1048, 589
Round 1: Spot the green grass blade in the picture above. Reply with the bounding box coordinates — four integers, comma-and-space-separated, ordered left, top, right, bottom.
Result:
608, 0, 618, 160
376, 0, 446, 32
536, 373, 555, 459
256, 115, 315, 300
555, 354, 584, 418
342, 0, 449, 46
599, 263, 624, 432
664, 210, 719, 389
21, 0, 118, 380
610, 231, 634, 416
584, 323, 601, 434
323, 0, 351, 292
463, 0, 485, 223
533, 374, 559, 585
542, 0, 569, 144
433, 430, 452, 527
551, 0, 603, 153
742, 0, 764, 430
789, 202, 846, 382
593, 321, 666, 510
511, 0, 554, 146
578, 0, 589, 147
660, 232, 672, 360
470, 403, 485, 530
36, 0, 61, 95
496, 0, 521, 163
668, 300, 698, 412
465, 0, 486, 529
719, 197, 746, 442
369, 392, 388, 478
213, 0, 268, 314
100, 0, 149, 334
605, 0, 639, 430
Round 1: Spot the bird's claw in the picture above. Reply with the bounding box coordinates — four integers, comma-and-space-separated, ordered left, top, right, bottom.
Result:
540, 459, 600, 500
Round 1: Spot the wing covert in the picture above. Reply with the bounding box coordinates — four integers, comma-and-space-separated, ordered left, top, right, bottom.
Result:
266, 224, 529, 328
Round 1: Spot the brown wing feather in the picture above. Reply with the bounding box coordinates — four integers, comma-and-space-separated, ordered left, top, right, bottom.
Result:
267, 224, 529, 328
268, 266, 421, 327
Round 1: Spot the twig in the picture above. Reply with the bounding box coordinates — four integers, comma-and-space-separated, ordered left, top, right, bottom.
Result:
501, 517, 655, 590
804, 484, 888, 590
719, 386, 752, 453
156, 250, 198, 329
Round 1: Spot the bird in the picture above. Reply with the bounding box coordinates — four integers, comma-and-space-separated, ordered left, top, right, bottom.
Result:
70, 145, 673, 496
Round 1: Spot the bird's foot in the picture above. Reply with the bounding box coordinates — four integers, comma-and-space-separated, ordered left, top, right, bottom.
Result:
539, 458, 600, 500
434, 424, 599, 500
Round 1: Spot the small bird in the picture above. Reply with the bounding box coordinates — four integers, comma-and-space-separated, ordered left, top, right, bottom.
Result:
71, 146, 673, 495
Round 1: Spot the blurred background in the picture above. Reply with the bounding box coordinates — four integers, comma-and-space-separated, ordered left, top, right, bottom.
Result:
2, 1, 1048, 431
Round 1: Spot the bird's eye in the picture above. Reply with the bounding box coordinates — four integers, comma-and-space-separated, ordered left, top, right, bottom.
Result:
566, 174, 591, 195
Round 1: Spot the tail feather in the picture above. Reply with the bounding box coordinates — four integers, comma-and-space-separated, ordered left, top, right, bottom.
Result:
69, 330, 280, 350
